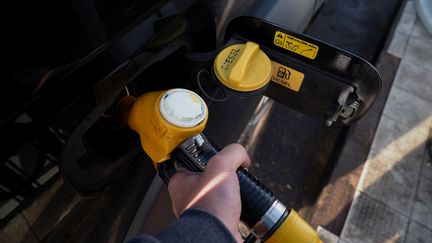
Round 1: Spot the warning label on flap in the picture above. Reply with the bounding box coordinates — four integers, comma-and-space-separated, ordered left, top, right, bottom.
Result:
271, 61, 304, 92
273, 31, 319, 60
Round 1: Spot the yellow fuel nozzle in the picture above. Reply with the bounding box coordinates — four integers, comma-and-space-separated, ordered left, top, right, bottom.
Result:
119, 89, 208, 165
214, 41, 272, 92
119, 89, 322, 243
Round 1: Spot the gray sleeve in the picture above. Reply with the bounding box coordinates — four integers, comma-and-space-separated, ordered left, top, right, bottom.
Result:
128, 208, 237, 243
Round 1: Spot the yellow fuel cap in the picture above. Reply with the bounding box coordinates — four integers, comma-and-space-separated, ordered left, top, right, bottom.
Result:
214, 42, 272, 92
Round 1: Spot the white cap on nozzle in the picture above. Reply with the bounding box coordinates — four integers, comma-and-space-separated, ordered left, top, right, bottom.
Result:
159, 89, 207, 128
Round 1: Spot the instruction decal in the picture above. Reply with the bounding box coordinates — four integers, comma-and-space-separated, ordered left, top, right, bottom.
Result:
271, 61, 304, 92
273, 31, 319, 59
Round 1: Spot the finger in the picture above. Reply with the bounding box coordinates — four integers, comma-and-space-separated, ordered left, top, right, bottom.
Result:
206, 143, 251, 173
234, 232, 243, 243
167, 169, 196, 193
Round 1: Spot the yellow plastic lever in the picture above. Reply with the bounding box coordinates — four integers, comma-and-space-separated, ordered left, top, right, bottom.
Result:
228, 42, 259, 84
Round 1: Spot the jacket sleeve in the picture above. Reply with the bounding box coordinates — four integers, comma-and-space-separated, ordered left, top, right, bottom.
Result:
128, 208, 237, 243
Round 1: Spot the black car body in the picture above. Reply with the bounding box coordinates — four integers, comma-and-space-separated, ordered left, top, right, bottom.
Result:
1, 0, 324, 242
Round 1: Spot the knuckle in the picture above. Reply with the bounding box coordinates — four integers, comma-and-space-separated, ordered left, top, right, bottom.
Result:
228, 143, 244, 152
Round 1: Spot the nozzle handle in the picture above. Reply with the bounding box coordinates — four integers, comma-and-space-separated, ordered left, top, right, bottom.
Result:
159, 133, 280, 238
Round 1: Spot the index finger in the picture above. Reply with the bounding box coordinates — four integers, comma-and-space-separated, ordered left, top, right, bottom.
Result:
206, 143, 251, 173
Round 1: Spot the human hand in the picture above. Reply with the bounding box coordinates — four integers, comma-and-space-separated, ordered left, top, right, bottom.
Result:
167, 143, 251, 242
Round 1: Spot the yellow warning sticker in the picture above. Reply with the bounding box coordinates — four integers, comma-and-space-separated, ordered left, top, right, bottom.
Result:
271, 61, 304, 92
273, 31, 319, 60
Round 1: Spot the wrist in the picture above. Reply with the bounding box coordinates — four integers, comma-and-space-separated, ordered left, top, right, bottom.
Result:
192, 205, 239, 237
182, 208, 238, 236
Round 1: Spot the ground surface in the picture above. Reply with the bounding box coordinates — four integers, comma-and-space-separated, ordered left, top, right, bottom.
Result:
249, 0, 402, 212
341, 2, 432, 242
